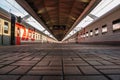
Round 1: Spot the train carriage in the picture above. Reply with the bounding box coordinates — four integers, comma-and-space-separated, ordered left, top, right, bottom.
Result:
77, 5, 120, 44
0, 7, 55, 45
0, 8, 11, 45
64, 5, 120, 45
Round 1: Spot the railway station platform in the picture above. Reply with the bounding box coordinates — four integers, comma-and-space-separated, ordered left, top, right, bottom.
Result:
0, 43, 120, 80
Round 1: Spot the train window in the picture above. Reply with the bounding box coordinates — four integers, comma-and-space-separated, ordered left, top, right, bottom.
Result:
95, 28, 99, 35
81, 33, 85, 38
90, 30, 93, 37
38, 35, 39, 40
33, 33, 35, 39
80, 35, 82, 38
83, 34, 86, 38
102, 25, 107, 34
112, 18, 120, 31
4, 22, 9, 34
36, 34, 37, 39
40, 35, 42, 40
86, 32, 89, 37
81, 34, 84, 38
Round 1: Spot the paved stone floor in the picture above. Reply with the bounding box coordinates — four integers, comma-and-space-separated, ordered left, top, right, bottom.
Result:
0, 43, 120, 80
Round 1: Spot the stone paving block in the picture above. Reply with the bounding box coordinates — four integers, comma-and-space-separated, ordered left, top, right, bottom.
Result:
0, 66, 17, 74
32, 66, 62, 70
43, 58, 61, 61
64, 66, 81, 75
79, 66, 100, 75
9, 66, 32, 74
28, 70, 62, 75
64, 61, 89, 66
87, 61, 103, 65
95, 65, 120, 69
36, 61, 50, 66
22, 57, 34, 60
116, 63, 120, 65
11, 61, 38, 66
0, 65, 4, 68
49, 60, 62, 66
32, 57, 43, 60
110, 60, 120, 63
110, 56, 120, 60
3, 56, 21, 60
84, 58, 103, 60
97, 60, 114, 65
28, 66, 62, 75
0, 60, 14, 65
99, 56, 113, 60
20, 75, 41, 80
108, 75, 120, 80
72, 58, 83, 60
42, 76, 62, 80
40, 52, 47, 54
63, 57, 72, 60
100, 69, 120, 74
79, 54, 98, 58
0, 75, 19, 80
0, 54, 12, 59
65, 76, 109, 80
0, 60, 5, 63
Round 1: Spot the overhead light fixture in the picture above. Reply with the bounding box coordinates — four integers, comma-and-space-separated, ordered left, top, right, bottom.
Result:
46, 7, 56, 11
37, 8, 46, 14
69, 16, 76, 20
77, 0, 90, 2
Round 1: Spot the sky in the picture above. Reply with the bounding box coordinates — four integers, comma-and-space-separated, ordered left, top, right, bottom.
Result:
0, 0, 120, 41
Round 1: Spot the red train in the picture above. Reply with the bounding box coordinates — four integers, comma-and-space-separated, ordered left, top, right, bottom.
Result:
0, 7, 55, 45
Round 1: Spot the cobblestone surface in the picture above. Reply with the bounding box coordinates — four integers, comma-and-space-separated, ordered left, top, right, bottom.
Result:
0, 43, 120, 80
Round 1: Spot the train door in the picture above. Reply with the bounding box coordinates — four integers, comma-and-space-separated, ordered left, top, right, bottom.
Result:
11, 14, 16, 45
0, 19, 10, 45
2, 21, 10, 45
0, 18, 3, 45
11, 14, 21, 45
15, 23, 21, 45
16, 27, 20, 45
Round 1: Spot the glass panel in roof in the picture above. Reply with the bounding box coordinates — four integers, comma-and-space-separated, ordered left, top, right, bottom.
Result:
26, 17, 45, 31
0, 0, 28, 17
44, 30, 50, 35
90, 0, 120, 17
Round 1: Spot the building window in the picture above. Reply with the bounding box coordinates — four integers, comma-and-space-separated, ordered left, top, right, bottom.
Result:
102, 25, 107, 34
4, 22, 9, 34
95, 28, 99, 36
112, 18, 120, 31
90, 30, 93, 37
